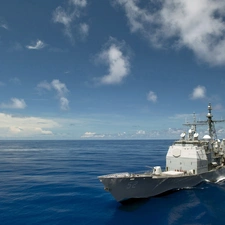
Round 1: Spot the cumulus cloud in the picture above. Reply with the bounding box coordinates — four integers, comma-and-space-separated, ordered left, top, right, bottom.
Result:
79, 23, 89, 38
116, 0, 225, 65
0, 113, 57, 138
80, 129, 179, 139
114, 0, 154, 33
81, 132, 105, 138
0, 98, 27, 109
9, 126, 23, 134
37, 79, 69, 110
190, 85, 206, 99
37, 80, 52, 91
51, 79, 69, 97
96, 38, 130, 85
52, 0, 88, 43
60, 97, 69, 111
52, 6, 74, 41
26, 40, 45, 50
69, 0, 87, 7
136, 130, 146, 135
81, 132, 96, 138
147, 91, 157, 102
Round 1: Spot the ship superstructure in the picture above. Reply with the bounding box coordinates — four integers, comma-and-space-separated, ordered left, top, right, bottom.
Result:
167, 103, 225, 175
98, 104, 225, 203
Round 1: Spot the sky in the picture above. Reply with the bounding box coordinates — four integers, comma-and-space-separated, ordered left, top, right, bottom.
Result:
1, 0, 225, 140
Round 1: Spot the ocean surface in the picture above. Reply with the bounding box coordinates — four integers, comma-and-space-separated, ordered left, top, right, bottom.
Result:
1, 140, 225, 225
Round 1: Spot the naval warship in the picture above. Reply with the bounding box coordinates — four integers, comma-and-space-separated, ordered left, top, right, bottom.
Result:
98, 103, 225, 203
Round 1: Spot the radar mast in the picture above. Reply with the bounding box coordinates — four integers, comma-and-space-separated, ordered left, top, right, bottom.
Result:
183, 103, 225, 140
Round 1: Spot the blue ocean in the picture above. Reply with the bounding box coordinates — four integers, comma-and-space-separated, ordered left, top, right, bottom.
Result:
1, 140, 225, 225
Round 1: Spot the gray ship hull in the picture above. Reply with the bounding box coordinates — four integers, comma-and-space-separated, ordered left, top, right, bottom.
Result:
98, 167, 225, 202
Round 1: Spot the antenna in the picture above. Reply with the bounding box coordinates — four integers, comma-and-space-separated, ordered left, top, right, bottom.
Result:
193, 103, 225, 140
183, 112, 198, 133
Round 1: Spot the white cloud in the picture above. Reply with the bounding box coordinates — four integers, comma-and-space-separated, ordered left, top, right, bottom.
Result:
80, 129, 180, 139
81, 132, 96, 138
52, 6, 74, 40
53, 7, 72, 26
79, 23, 89, 38
9, 126, 23, 134
115, 0, 154, 33
191, 85, 206, 99
81, 131, 105, 138
60, 97, 69, 111
37, 79, 69, 110
35, 127, 53, 135
26, 40, 45, 50
37, 80, 52, 91
116, 0, 225, 65
167, 127, 184, 135
0, 113, 58, 138
136, 130, 145, 135
147, 91, 157, 102
52, 1, 88, 43
0, 98, 27, 109
51, 79, 69, 97
69, 0, 87, 7
97, 38, 130, 85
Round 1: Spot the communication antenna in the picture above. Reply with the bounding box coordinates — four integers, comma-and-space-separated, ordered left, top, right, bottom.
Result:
186, 103, 225, 140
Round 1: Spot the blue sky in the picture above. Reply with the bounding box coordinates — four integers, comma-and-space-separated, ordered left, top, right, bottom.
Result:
1, 0, 225, 140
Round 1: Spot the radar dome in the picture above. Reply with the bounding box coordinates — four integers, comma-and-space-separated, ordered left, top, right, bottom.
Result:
203, 135, 211, 140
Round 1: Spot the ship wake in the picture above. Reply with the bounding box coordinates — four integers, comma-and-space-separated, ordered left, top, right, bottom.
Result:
215, 176, 225, 183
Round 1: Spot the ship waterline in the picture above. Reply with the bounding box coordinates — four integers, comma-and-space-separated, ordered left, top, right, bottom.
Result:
99, 167, 225, 202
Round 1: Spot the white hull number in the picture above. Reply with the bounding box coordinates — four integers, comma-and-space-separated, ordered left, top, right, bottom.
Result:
126, 181, 138, 189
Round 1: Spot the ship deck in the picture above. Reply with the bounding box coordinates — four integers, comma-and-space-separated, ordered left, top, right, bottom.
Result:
98, 170, 189, 179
